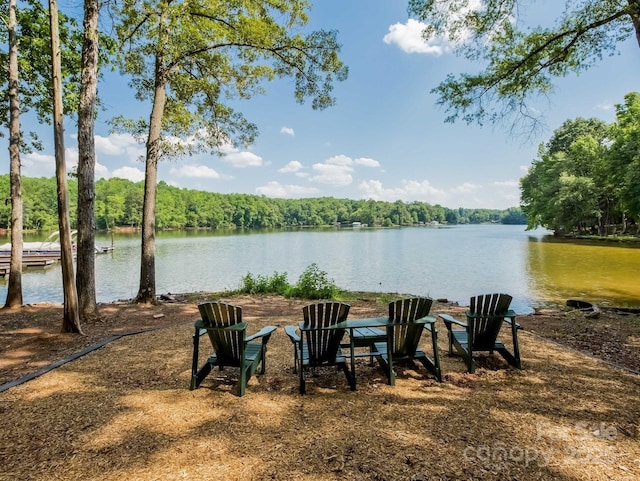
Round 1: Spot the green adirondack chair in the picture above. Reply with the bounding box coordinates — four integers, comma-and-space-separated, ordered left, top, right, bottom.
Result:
190, 301, 277, 396
439, 293, 521, 373
372, 297, 442, 385
284, 302, 354, 394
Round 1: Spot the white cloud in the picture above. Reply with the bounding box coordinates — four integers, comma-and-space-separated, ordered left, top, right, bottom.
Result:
23, 145, 118, 180
21, 152, 55, 178
492, 180, 519, 187
355, 157, 381, 168
326, 154, 353, 166
112, 166, 145, 182
280, 126, 295, 136
169, 164, 221, 179
358, 177, 521, 209
451, 182, 481, 193
65, 147, 79, 172
311, 162, 353, 186
278, 160, 303, 173
358, 179, 448, 203
95, 133, 145, 162
95, 162, 110, 179
222, 150, 263, 168
95, 133, 134, 155
383, 19, 447, 55
256, 181, 320, 198
596, 102, 614, 111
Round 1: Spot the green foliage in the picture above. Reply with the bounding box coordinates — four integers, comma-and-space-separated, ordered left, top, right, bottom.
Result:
408, 0, 640, 132
520, 94, 640, 235
111, 0, 348, 157
239, 271, 290, 295
609, 92, 640, 220
0, 175, 525, 230
288, 263, 341, 300
237, 264, 339, 300
0, 1, 116, 128
501, 208, 527, 225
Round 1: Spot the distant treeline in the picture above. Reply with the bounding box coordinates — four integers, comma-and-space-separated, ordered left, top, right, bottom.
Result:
0, 175, 526, 231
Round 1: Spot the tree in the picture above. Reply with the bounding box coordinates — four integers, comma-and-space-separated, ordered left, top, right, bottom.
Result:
520, 118, 612, 234
112, 0, 348, 303
1, 1, 83, 308
75, 0, 100, 321
49, 0, 82, 333
4, 0, 24, 308
608, 92, 640, 229
408, 0, 640, 132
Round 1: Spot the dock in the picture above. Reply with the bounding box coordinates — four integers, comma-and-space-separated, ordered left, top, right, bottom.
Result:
0, 246, 113, 277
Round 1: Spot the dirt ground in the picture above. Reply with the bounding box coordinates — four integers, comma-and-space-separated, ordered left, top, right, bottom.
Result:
0, 293, 639, 481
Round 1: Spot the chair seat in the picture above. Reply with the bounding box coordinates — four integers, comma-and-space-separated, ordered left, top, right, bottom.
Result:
206, 342, 263, 368
372, 341, 429, 363
298, 343, 349, 366
450, 330, 506, 351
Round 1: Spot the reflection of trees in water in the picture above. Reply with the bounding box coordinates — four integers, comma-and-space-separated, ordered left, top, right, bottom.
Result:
525, 236, 640, 307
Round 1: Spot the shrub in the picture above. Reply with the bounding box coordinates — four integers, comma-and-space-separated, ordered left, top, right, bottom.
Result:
239, 271, 290, 295
238, 264, 341, 299
288, 263, 340, 299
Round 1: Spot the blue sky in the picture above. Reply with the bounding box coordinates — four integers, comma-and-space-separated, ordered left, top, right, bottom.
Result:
8, 0, 640, 209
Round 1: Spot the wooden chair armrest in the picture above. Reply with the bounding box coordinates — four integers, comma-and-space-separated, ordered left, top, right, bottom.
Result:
246, 326, 277, 343
284, 325, 300, 343
415, 314, 437, 325
438, 313, 467, 329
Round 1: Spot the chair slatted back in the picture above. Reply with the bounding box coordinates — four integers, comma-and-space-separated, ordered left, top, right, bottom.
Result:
302, 302, 350, 365
388, 297, 433, 358
468, 293, 512, 349
198, 301, 245, 365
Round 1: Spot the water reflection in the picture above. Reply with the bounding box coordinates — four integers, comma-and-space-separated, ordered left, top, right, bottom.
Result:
526, 236, 640, 307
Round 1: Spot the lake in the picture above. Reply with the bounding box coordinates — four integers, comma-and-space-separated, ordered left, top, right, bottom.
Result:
1, 225, 639, 313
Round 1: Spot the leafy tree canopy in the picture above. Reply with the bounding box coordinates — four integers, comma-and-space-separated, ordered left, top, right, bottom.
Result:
520, 92, 640, 235
111, 0, 349, 156
407, 0, 640, 133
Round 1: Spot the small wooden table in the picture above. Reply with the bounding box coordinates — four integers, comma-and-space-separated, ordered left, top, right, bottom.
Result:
299, 316, 441, 389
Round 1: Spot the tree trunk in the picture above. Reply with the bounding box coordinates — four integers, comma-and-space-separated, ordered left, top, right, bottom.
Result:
5, 0, 24, 309
49, 0, 82, 334
629, 0, 640, 47
76, 0, 100, 321
136, 29, 168, 304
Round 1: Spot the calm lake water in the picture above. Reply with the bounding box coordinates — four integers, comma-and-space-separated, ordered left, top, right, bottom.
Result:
1, 225, 639, 313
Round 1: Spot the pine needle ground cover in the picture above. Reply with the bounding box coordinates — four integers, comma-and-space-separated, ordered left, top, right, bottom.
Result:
1, 295, 638, 480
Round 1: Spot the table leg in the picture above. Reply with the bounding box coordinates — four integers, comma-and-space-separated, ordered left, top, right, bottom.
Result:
430, 325, 442, 382
350, 330, 357, 390
387, 325, 395, 386
190, 326, 200, 390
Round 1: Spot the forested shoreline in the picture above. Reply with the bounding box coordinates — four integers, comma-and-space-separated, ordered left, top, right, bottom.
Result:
0, 175, 525, 231
521, 93, 640, 237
